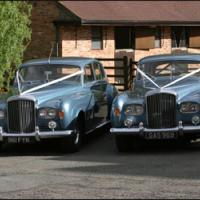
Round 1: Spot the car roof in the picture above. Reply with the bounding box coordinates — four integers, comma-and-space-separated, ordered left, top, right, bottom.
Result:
139, 54, 200, 65
21, 57, 99, 69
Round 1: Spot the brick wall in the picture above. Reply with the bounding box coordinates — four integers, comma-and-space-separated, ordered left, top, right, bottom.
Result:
24, 1, 79, 61
61, 25, 116, 81
61, 26, 115, 58
24, 1, 58, 60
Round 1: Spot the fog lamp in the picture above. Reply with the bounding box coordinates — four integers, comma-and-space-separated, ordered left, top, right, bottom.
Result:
48, 121, 57, 130
124, 117, 134, 128
192, 115, 200, 125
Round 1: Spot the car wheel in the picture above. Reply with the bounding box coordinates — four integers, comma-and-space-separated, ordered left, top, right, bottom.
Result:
60, 117, 84, 153
115, 135, 133, 152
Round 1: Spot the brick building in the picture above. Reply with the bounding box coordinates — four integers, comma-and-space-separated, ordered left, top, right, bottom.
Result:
24, 1, 200, 88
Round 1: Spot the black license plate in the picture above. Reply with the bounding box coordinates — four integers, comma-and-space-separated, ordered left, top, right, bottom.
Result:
7, 137, 31, 143
144, 132, 177, 140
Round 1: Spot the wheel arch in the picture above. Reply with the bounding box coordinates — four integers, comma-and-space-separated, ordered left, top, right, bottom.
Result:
75, 110, 85, 132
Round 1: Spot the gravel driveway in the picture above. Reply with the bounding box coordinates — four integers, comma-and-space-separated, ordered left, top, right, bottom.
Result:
0, 128, 200, 199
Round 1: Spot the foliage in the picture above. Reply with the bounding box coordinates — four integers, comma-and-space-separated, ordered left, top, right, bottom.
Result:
0, 1, 32, 89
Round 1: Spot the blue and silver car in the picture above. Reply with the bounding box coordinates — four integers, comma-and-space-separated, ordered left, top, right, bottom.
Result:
0, 57, 118, 152
110, 54, 200, 152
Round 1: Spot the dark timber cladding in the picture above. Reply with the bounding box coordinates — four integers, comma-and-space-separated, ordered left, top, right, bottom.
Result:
59, 1, 200, 25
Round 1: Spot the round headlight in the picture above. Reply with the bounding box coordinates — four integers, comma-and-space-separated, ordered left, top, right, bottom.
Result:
125, 104, 144, 116
48, 109, 57, 118
180, 102, 199, 113
39, 109, 47, 118
0, 110, 5, 119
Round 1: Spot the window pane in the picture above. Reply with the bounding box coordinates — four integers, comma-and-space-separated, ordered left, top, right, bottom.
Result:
84, 64, 94, 82
92, 40, 102, 49
92, 27, 102, 49
171, 27, 188, 48
115, 27, 134, 49
93, 62, 103, 80
155, 28, 161, 48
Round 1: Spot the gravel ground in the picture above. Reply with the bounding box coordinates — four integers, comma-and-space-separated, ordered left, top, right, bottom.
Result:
0, 129, 200, 199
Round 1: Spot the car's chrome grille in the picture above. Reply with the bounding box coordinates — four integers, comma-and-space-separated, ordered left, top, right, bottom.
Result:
146, 93, 176, 128
8, 99, 36, 133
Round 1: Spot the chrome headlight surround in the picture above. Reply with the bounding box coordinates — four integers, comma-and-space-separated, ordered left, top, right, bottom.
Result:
180, 102, 199, 113
39, 108, 57, 119
124, 104, 144, 116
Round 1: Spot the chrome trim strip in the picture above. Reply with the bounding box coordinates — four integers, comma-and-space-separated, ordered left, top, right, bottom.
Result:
0, 126, 73, 142
85, 121, 110, 134
110, 125, 200, 134
7, 94, 37, 103
145, 88, 177, 98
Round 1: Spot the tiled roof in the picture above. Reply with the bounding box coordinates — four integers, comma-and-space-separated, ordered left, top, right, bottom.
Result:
59, 1, 200, 25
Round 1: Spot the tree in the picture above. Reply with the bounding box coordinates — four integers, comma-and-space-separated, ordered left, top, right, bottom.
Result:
0, 1, 32, 90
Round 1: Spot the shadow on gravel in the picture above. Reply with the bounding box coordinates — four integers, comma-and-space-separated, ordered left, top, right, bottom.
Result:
47, 132, 200, 180
1, 124, 200, 180
48, 139, 200, 180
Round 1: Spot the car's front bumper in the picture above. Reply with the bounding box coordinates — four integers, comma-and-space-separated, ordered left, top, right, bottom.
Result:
0, 126, 73, 142
110, 122, 200, 138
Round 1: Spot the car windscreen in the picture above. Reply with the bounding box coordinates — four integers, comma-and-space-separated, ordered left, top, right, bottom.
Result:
16, 64, 82, 92
138, 60, 200, 88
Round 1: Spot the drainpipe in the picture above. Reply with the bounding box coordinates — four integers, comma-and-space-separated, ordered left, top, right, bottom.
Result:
54, 22, 60, 57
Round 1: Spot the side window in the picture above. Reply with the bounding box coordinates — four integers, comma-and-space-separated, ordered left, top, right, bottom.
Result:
99, 63, 106, 80
93, 62, 105, 80
84, 64, 94, 83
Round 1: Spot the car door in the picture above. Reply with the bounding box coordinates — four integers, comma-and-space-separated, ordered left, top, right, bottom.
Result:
84, 62, 109, 131
90, 61, 108, 126
83, 63, 96, 131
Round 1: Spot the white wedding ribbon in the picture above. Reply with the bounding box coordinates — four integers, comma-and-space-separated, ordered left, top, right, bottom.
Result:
136, 67, 160, 88
136, 66, 200, 89
16, 71, 22, 94
17, 70, 83, 95
162, 67, 200, 89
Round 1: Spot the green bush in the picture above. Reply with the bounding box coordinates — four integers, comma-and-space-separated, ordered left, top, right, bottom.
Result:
0, 1, 32, 90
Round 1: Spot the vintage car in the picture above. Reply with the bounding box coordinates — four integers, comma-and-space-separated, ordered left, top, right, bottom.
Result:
110, 54, 200, 152
0, 57, 118, 152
